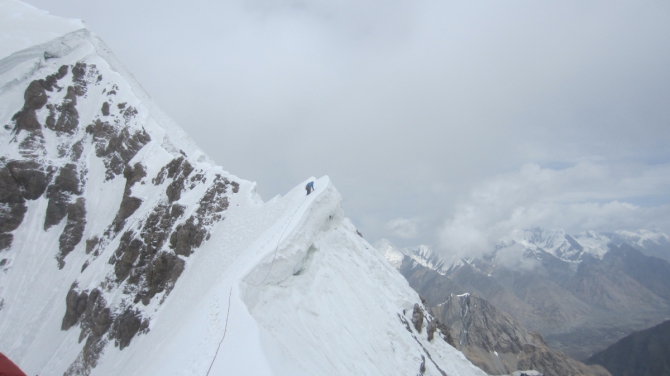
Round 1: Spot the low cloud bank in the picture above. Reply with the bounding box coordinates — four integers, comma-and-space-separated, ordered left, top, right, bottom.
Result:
437, 161, 670, 262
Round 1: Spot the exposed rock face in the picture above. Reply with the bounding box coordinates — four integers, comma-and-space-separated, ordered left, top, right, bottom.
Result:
586, 320, 670, 376
58, 197, 87, 268
111, 307, 149, 350
169, 174, 234, 256
44, 163, 83, 230
0, 158, 28, 251
62, 283, 89, 331
433, 293, 610, 376
412, 303, 424, 333
107, 163, 146, 234
397, 302, 452, 376
62, 285, 120, 375
86, 117, 150, 181
427, 319, 437, 341
7, 160, 48, 200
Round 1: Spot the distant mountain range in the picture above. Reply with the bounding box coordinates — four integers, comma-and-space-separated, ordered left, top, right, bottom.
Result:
379, 228, 670, 365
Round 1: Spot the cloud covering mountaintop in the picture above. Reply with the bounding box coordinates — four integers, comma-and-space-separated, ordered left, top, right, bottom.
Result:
22, 0, 670, 249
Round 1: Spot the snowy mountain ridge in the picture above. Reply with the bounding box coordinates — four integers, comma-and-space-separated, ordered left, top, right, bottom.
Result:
376, 239, 451, 275
386, 228, 670, 275
501, 227, 670, 263
0, 2, 487, 375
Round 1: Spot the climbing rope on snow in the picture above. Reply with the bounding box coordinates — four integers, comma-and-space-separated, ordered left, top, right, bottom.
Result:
206, 287, 233, 376
242, 195, 308, 287
205, 193, 311, 374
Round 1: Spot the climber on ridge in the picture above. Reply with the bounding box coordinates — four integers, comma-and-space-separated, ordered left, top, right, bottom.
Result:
305, 181, 315, 195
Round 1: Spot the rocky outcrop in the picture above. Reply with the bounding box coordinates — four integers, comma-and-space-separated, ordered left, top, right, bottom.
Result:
169, 174, 235, 256
13, 65, 68, 135
44, 163, 82, 230
107, 163, 146, 235
397, 302, 452, 376
86, 117, 150, 181
433, 293, 610, 376
0, 158, 28, 251
412, 303, 424, 333
57, 197, 87, 268
59, 153, 238, 374
6, 160, 49, 200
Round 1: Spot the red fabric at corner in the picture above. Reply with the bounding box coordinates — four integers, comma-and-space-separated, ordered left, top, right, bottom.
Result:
0, 352, 27, 376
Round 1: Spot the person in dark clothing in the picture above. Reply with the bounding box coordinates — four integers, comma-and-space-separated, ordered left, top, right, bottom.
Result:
305, 181, 315, 195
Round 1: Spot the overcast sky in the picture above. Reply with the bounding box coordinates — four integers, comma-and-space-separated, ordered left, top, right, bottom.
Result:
24, 0, 670, 255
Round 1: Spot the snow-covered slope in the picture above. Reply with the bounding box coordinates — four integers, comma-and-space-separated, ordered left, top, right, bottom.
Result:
0, 2, 486, 375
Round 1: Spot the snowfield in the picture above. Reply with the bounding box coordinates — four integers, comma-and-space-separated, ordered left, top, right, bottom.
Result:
0, 1, 487, 375
99, 176, 485, 375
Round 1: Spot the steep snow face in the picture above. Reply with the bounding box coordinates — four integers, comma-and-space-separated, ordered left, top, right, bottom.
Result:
0, 3, 487, 376
240, 180, 483, 376
0, 10, 243, 374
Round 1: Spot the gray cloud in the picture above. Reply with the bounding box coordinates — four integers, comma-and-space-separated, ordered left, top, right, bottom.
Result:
386, 217, 420, 239
24, 0, 670, 248
438, 162, 670, 261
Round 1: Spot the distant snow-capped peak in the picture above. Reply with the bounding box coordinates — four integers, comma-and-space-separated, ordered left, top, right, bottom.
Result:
400, 244, 450, 274
374, 238, 405, 269
376, 239, 450, 275
502, 228, 587, 261
383, 228, 670, 273
609, 229, 670, 248
497, 228, 670, 263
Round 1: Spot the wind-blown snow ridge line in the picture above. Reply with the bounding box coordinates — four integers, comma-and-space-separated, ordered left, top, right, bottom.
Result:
242, 195, 308, 287
205, 194, 308, 373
